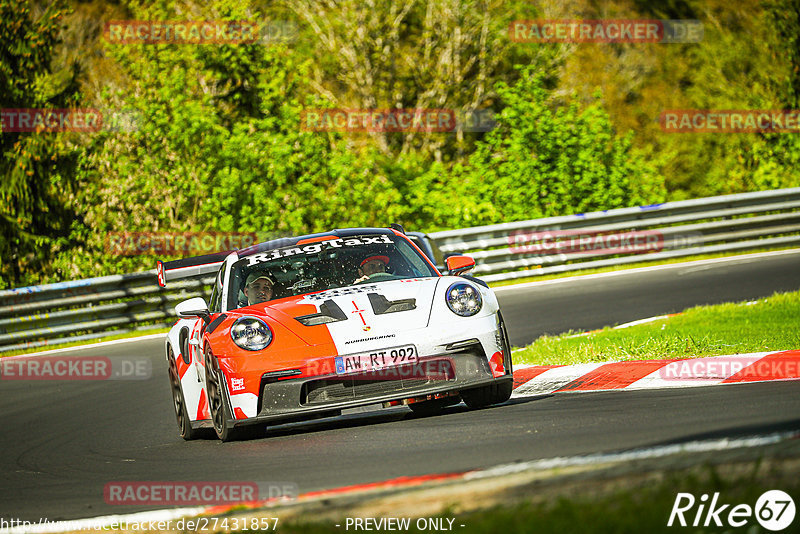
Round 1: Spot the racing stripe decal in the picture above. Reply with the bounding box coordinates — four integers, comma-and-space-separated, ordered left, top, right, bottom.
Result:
301, 279, 439, 356
176, 352, 190, 380
196, 388, 209, 420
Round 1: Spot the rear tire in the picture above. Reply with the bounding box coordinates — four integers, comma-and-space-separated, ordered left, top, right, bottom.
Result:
167, 347, 205, 440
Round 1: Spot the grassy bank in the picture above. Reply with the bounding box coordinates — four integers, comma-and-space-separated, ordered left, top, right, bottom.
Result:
425, 467, 798, 534
235, 455, 800, 534
513, 290, 800, 366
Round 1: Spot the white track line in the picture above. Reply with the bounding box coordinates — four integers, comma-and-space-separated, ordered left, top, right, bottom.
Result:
492, 248, 800, 292
6, 431, 795, 534
463, 431, 799, 479
2, 333, 167, 358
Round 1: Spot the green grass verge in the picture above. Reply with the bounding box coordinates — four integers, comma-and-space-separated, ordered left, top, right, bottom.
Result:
513, 290, 800, 366
445, 469, 797, 534
238, 462, 799, 534
0, 327, 169, 358
487, 246, 800, 287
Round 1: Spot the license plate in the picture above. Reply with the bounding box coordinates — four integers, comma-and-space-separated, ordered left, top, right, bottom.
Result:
335, 345, 418, 375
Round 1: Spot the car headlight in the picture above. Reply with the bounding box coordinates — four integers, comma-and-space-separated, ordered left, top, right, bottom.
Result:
446, 282, 482, 317
230, 317, 273, 351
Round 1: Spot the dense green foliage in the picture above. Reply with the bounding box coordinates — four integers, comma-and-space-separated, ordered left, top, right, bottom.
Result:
0, 0, 82, 288
434, 69, 664, 226
2, 0, 799, 287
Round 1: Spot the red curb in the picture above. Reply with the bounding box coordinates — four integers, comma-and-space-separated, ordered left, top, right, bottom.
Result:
204, 472, 469, 515
556, 359, 677, 391
512, 365, 562, 389
722, 350, 800, 383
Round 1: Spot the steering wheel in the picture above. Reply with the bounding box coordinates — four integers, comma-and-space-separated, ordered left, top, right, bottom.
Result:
354, 272, 396, 284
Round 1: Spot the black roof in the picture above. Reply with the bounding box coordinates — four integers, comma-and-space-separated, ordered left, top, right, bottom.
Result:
236, 227, 398, 258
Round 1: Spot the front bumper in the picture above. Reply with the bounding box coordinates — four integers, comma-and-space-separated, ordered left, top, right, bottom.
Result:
228, 342, 511, 427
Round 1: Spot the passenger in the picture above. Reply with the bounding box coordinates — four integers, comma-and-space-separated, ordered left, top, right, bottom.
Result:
354, 255, 390, 283
243, 272, 276, 305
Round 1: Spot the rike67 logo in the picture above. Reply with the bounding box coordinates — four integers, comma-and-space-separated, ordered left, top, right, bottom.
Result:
668, 490, 795, 531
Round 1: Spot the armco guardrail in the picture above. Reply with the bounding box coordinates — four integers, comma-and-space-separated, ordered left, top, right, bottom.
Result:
429, 187, 800, 283
0, 272, 214, 353
1, 187, 799, 352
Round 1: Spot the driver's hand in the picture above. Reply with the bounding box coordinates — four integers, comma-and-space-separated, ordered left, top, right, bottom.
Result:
353, 275, 369, 284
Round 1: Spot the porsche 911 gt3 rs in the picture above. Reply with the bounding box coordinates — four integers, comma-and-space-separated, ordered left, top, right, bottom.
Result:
159, 227, 513, 441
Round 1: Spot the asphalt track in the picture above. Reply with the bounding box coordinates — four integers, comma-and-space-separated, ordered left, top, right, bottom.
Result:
1, 251, 799, 522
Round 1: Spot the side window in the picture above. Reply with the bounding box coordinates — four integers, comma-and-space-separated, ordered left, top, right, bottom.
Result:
397, 238, 436, 277
208, 264, 225, 313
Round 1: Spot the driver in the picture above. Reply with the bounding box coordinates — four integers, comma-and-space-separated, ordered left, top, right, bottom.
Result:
354, 255, 389, 283
243, 271, 276, 305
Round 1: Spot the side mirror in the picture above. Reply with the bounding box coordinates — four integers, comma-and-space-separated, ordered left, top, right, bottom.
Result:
174, 297, 211, 324
445, 255, 476, 276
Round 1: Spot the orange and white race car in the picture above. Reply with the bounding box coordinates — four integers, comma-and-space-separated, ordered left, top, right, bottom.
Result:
159, 227, 513, 441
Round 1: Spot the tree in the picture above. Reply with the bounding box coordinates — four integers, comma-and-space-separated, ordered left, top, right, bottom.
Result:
283, 0, 548, 161
66, 0, 399, 277
434, 68, 665, 227
0, 0, 83, 287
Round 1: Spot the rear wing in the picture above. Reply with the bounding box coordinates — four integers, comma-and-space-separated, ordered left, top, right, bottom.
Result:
156, 251, 231, 287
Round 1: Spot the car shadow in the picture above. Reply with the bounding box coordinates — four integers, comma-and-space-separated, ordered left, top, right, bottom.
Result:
637, 418, 800, 450
177, 391, 554, 443
248, 394, 553, 440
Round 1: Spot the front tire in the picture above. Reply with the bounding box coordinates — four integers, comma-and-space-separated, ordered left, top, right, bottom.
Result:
408, 397, 459, 416
498, 311, 514, 377
461, 379, 513, 409
462, 313, 514, 409
204, 346, 263, 442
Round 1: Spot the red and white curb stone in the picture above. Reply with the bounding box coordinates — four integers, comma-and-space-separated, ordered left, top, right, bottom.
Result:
511, 350, 800, 396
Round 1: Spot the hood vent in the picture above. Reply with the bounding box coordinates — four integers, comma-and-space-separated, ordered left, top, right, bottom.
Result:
368, 293, 416, 315
295, 299, 347, 326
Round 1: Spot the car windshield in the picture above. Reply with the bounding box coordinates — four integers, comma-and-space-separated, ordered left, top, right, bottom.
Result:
227, 233, 439, 310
